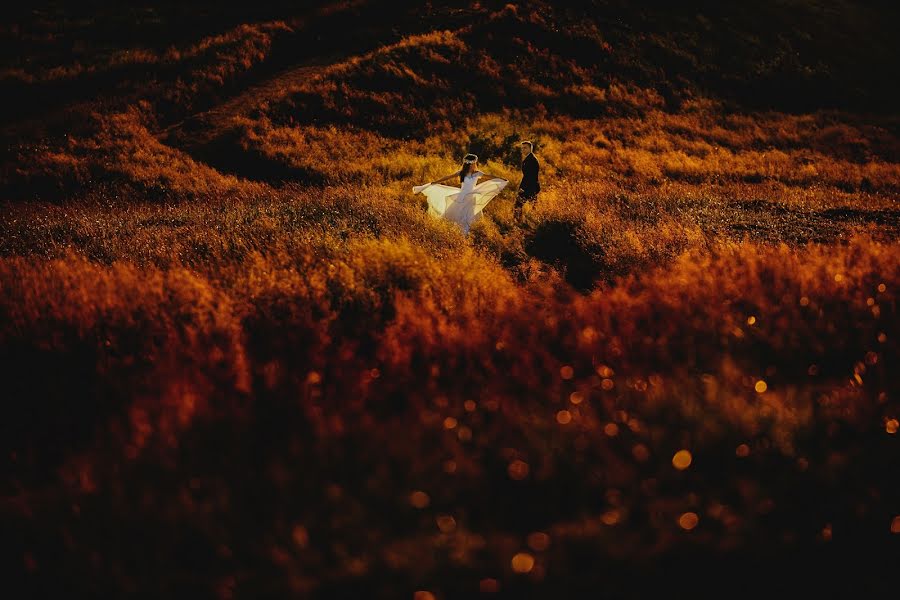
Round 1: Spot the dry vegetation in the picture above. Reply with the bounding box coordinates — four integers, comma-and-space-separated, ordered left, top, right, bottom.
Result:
2, 1, 899, 598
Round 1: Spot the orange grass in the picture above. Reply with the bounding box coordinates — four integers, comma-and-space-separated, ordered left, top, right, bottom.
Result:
3, 2, 900, 597
1, 21, 290, 90
2, 230, 897, 593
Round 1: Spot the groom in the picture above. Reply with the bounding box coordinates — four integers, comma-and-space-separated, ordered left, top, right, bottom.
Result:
514, 140, 540, 222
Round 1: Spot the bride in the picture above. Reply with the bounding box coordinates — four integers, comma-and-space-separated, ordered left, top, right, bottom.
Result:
413, 154, 508, 235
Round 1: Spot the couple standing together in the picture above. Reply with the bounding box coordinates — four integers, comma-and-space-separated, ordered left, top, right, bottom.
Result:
413, 140, 540, 235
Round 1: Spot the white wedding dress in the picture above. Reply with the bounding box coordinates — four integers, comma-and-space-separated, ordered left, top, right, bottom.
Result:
413, 171, 508, 235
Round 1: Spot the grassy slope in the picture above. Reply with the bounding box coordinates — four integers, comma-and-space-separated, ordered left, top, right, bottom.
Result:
2, 1, 899, 598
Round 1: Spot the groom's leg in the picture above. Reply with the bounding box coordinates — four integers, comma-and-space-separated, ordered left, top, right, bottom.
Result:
517, 193, 537, 222
514, 194, 525, 222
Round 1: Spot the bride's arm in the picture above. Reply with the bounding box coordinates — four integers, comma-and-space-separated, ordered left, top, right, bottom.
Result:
430, 171, 460, 185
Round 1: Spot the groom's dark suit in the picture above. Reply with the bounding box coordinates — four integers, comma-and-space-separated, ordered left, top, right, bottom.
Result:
514, 152, 540, 221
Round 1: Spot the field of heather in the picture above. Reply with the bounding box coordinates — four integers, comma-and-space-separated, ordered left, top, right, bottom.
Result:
2, 2, 899, 598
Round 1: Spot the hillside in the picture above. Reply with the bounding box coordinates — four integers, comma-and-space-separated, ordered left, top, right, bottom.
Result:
2, 2, 899, 598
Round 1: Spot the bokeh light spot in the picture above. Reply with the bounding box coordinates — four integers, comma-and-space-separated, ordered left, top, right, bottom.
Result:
601, 509, 621, 525
679, 512, 699, 530
508, 460, 529, 480
291, 525, 308, 548
632, 444, 650, 462
409, 491, 430, 509
436, 515, 456, 533
672, 449, 692, 470
527, 531, 551, 551
511, 552, 535, 573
